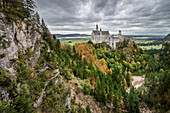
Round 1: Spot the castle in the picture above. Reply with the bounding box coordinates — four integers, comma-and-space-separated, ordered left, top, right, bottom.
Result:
92, 25, 122, 48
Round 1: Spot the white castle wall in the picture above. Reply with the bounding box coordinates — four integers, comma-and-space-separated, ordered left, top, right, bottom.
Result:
92, 34, 121, 49
91, 26, 122, 49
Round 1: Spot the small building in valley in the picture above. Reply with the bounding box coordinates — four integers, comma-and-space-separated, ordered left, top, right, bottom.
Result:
92, 25, 122, 48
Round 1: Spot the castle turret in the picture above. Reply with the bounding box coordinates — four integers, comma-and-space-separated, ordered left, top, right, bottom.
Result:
118, 30, 122, 40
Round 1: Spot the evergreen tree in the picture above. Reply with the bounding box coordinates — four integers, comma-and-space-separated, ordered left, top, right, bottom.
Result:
126, 71, 131, 87
56, 39, 61, 50
41, 18, 46, 28
5, 0, 10, 8
48, 39, 55, 50
96, 76, 100, 88
53, 35, 56, 40
83, 58, 88, 66
36, 11, 40, 24
0, 2, 1, 9
3, 0, 6, 9
127, 87, 140, 113
41, 19, 48, 39
160, 42, 170, 68
25, 0, 36, 12
86, 104, 91, 113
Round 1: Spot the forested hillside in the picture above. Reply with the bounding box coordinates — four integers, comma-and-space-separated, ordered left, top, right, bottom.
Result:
0, 0, 169, 113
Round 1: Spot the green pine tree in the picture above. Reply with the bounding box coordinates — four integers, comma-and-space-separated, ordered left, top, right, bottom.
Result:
127, 87, 140, 113
36, 11, 40, 24
86, 104, 91, 113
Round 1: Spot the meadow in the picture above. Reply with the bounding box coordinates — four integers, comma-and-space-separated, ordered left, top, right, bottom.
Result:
139, 45, 162, 50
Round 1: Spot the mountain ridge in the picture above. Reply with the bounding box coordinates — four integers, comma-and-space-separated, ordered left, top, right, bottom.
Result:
164, 33, 170, 39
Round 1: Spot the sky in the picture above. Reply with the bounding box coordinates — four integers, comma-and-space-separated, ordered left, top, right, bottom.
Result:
35, 0, 170, 35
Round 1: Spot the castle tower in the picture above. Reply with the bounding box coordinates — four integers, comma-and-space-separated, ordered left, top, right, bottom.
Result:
96, 24, 98, 31
118, 30, 122, 40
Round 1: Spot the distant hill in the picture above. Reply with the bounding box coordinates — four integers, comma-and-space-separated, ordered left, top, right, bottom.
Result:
164, 33, 170, 39
54, 34, 91, 38
123, 35, 164, 39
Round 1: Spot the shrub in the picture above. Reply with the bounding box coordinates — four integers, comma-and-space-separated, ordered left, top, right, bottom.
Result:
5, 14, 16, 22
0, 68, 11, 87
0, 53, 6, 59
75, 82, 78, 86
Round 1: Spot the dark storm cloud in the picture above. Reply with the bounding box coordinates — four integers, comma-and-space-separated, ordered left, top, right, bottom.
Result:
35, 0, 170, 35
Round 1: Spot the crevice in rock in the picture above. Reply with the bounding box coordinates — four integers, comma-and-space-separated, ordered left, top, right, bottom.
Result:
14, 32, 19, 45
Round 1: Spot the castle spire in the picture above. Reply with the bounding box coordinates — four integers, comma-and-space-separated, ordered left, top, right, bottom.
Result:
96, 24, 98, 31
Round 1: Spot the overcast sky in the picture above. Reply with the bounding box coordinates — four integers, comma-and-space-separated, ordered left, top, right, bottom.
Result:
35, 0, 170, 35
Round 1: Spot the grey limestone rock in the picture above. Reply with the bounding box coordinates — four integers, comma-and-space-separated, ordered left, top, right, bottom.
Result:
0, 12, 41, 72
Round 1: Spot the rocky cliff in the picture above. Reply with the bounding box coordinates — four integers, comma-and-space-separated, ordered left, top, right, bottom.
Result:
0, 12, 41, 72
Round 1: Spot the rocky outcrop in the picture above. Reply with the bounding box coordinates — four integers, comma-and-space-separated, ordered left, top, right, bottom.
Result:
0, 12, 42, 71
0, 89, 10, 104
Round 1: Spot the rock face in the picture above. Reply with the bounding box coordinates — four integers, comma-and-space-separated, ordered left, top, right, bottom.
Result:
0, 12, 41, 70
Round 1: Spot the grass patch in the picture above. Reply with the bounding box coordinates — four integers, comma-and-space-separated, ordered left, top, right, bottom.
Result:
140, 45, 162, 50
134, 40, 155, 44
133, 38, 163, 50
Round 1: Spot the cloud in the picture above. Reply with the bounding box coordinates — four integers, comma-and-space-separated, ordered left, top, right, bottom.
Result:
35, 0, 170, 35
